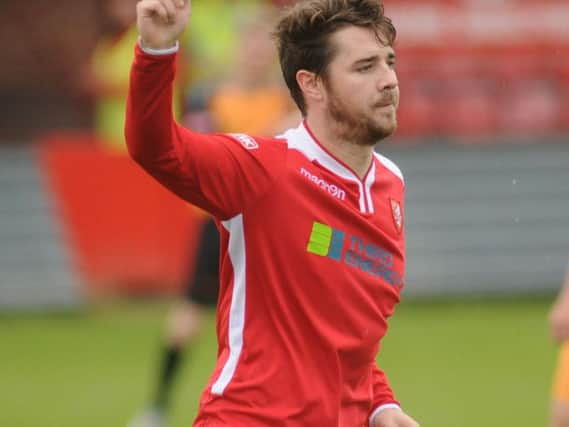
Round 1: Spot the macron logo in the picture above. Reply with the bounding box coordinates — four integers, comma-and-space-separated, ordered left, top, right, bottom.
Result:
300, 167, 346, 201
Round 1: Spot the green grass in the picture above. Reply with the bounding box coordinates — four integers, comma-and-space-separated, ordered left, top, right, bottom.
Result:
0, 296, 558, 427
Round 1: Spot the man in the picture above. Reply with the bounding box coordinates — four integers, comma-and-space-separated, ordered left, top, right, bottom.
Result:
550, 263, 569, 427
126, 1, 420, 426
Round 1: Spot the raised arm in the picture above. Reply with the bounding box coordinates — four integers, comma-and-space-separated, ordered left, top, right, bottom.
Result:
126, 0, 287, 220
137, 0, 191, 51
127, 0, 191, 166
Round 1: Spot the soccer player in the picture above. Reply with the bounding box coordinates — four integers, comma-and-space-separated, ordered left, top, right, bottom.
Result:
550, 263, 569, 427
126, 0, 420, 426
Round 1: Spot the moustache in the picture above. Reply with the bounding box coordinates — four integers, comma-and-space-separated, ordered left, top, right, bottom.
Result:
373, 92, 396, 108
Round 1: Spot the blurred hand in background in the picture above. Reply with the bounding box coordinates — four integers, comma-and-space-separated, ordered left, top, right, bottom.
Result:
550, 267, 569, 342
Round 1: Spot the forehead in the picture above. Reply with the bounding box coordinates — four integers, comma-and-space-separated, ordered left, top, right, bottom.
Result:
329, 26, 394, 64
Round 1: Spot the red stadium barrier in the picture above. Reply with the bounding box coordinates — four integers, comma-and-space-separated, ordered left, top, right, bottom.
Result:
37, 132, 205, 296
384, 1, 569, 139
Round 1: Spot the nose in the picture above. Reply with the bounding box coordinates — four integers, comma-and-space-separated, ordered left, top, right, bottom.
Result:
378, 65, 398, 91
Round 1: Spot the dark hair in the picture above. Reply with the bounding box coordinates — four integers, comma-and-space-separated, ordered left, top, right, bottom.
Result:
273, 0, 396, 116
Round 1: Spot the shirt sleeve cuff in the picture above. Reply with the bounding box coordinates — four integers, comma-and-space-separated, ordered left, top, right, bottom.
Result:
138, 38, 179, 56
369, 403, 401, 427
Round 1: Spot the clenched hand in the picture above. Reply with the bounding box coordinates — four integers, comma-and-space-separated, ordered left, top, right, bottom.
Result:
137, 0, 191, 50
373, 408, 420, 427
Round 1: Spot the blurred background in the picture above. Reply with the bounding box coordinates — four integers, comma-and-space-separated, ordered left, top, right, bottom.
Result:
1, 0, 568, 426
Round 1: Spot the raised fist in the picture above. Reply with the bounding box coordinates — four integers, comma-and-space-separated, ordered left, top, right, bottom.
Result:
137, 0, 191, 50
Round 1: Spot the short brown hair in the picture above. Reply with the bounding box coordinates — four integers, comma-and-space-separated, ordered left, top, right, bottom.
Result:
273, 0, 396, 116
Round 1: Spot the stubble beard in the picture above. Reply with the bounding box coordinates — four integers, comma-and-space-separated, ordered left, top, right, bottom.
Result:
327, 90, 397, 147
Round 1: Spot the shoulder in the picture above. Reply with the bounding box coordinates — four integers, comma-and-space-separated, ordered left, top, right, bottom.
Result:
219, 133, 289, 165
374, 152, 404, 185
223, 133, 287, 150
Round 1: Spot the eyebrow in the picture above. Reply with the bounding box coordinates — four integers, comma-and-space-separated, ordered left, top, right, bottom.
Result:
353, 55, 379, 66
352, 55, 379, 67
352, 52, 396, 66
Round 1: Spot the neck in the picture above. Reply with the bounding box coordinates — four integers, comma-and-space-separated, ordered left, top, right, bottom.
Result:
305, 116, 375, 180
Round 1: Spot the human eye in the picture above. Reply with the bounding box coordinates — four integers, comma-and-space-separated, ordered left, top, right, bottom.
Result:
357, 63, 373, 73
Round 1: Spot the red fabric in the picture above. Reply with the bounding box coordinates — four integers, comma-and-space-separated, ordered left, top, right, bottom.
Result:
127, 45, 404, 426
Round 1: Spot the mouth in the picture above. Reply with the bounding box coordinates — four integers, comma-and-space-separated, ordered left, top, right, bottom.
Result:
374, 93, 396, 109
374, 103, 395, 112
374, 100, 394, 109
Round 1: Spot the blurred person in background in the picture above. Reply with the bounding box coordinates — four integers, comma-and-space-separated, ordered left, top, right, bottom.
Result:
128, 217, 221, 427
128, 2, 297, 427
550, 263, 569, 427
181, 0, 260, 132
127, 0, 419, 426
206, 6, 298, 135
81, 0, 184, 150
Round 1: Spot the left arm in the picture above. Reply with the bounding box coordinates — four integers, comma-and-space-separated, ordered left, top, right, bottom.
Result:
369, 366, 419, 427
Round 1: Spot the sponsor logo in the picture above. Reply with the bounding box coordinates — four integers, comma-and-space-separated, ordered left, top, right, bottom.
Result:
229, 133, 258, 150
300, 167, 346, 201
390, 198, 403, 233
306, 221, 403, 289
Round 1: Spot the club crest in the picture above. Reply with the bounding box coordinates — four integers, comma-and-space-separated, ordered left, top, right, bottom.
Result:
229, 133, 259, 150
390, 198, 403, 233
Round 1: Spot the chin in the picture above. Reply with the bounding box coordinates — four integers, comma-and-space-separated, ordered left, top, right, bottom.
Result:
386, 120, 398, 135
372, 119, 397, 140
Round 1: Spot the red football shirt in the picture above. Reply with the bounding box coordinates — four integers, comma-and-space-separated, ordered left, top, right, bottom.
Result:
126, 45, 406, 427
